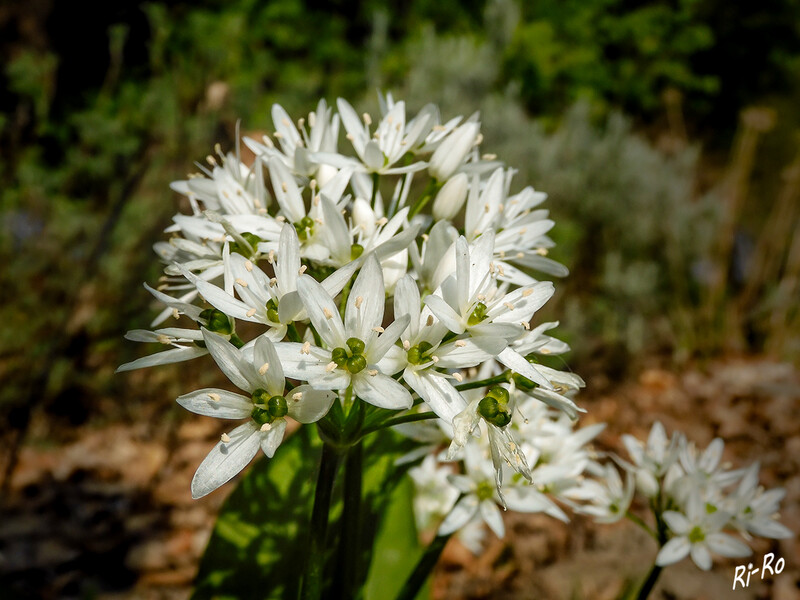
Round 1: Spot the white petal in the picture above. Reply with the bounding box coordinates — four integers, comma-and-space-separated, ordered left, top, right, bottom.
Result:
346, 253, 385, 341
424, 294, 465, 334
296, 275, 346, 348
287, 385, 336, 423
480, 499, 505, 538
276, 224, 301, 295
434, 338, 502, 369
690, 544, 712, 571
404, 370, 466, 423
202, 330, 254, 391
272, 342, 331, 382
496, 347, 553, 390
439, 495, 479, 536
705, 533, 752, 558
662, 510, 690, 535
268, 157, 305, 223
253, 336, 285, 396
367, 314, 409, 362
191, 422, 261, 499
260, 419, 287, 458
655, 537, 690, 567
353, 372, 413, 410
177, 388, 252, 418
116, 346, 207, 372
319, 195, 352, 264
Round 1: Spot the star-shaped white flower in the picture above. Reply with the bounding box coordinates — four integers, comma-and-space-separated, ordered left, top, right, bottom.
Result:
276, 254, 412, 410
178, 331, 335, 498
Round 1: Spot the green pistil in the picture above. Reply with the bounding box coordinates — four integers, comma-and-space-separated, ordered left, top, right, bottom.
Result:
350, 244, 364, 260
476, 481, 494, 502
347, 337, 365, 355
294, 216, 315, 241
478, 386, 511, 427
332, 337, 368, 374
266, 298, 280, 323
199, 308, 233, 335
467, 302, 488, 326
251, 388, 289, 424
688, 526, 705, 544
406, 341, 433, 365
230, 232, 262, 257
705, 502, 718, 514
347, 355, 367, 374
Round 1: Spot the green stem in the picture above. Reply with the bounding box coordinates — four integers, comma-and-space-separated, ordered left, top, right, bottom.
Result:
395, 533, 452, 600
455, 371, 511, 391
335, 441, 364, 599
635, 563, 663, 600
287, 322, 303, 343
301, 439, 341, 600
408, 179, 440, 218
361, 411, 440, 436
626, 510, 658, 540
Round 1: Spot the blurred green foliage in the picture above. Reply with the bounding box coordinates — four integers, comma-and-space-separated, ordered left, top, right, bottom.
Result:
1, 0, 799, 438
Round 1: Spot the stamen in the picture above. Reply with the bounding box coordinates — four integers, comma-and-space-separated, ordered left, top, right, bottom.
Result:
372, 326, 384, 333
292, 392, 303, 401
522, 288, 533, 297
269, 278, 277, 287
246, 308, 257, 317
323, 307, 334, 319
325, 361, 337, 372
281, 182, 288, 193
245, 260, 254, 272
368, 369, 378, 376
258, 362, 270, 375
157, 334, 172, 345
208, 393, 221, 402
298, 265, 307, 275
402, 340, 411, 350
221, 433, 231, 443
453, 372, 463, 382
235, 278, 248, 287
503, 301, 515, 310
301, 341, 311, 355
261, 422, 272, 431
455, 340, 467, 347
354, 296, 363, 308
426, 315, 434, 326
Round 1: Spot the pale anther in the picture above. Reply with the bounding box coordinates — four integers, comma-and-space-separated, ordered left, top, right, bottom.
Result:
298, 265, 307, 275
325, 361, 337, 372
245, 260, 254, 272
235, 278, 248, 287
323, 307, 333, 319
246, 308, 257, 317
292, 392, 303, 401
301, 341, 311, 355
455, 340, 467, 347
221, 433, 231, 443
208, 393, 221, 402
372, 326, 384, 333
354, 296, 363, 308
258, 362, 270, 375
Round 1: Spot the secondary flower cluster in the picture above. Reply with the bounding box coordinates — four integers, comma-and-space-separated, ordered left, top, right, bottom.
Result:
120, 95, 581, 507
575, 422, 792, 571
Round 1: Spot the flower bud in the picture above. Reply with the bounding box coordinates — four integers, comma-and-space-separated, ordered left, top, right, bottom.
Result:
428, 122, 480, 181
352, 197, 376, 237
432, 173, 468, 221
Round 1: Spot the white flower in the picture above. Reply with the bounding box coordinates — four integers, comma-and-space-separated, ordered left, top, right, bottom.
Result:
569, 464, 634, 524
276, 254, 413, 410
620, 421, 683, 497
178, 331, 335, 498
409, 455, 459, 531
727, 463, 793, 539
117, 327, 207, 371
438, 445, 508, 539
314, 99, 429, 175
656, 492, 751, 571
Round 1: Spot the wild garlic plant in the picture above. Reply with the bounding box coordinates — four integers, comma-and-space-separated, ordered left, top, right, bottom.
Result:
119, 96, 790, 599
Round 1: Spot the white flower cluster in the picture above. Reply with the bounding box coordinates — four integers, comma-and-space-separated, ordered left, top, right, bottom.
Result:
408, 394, 605, 553
578, 422, 792, 571
120, 95, 583, 505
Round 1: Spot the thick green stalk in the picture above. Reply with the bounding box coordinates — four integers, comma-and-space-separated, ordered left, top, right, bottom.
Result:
301, 439, 342, 600
335, 440, 364, 599
395, 533, 452, 600
635, 564, 663, 600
